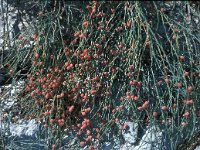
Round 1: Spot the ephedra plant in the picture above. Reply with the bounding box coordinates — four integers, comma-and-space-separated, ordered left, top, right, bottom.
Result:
5, 1, 199, 149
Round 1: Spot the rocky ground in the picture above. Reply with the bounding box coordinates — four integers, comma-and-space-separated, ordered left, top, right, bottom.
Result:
0, 1, 200, 150
0, 79, 200, 150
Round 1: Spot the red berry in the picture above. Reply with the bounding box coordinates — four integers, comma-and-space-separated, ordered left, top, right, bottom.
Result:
184, 71, 189, 77
81, 124, 87, 130
129, 65, 134, 69
188, 100, 193, 104
172, 35, 176, 40
130, 81, 134, 85
60, 92, 65, 98
69, 105, 75, 112
45, 93, 51, 99
39, 61, 44, 66
86, 135, 93, 142
173, 104, 177, 108
181, 122, 186, 128
80, 141, 85, 147
123, 123, 129, 129
165, 78, 170, 84
86, 130, 91, 135
176, 82, 183, 88
85, 107, 91, 113
18, 34, 23, 40
52, 144, 57, 150
89, 146, 94, 150
35, 53, 40, 58
142, 101, 148, 109
50, 119, 55, 124
132, 80, 137, 85
179, 56, 185, 61
137, 81, 142, 87
153, 112, 158, 117
81, 111, 86, 116
57, 119, 65, 127
91, 90, 97, 95
134, 96, 139, 101
183, 112, 190, 119
83, 21, 89, 28
44, 124, 48, 128
137, 106, 143, 111
187, 86, 193, 93
161, 106, 167, 111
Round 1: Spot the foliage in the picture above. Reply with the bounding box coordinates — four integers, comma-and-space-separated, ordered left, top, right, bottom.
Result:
1, 1, 200, 149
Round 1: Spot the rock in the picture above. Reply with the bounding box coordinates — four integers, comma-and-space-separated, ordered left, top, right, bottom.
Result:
1, 80, 200, 150
1, 98, 16, 111
0, 68, 8, 74
195, 146, 200, 150
0, 75, 5, 84
0, 67, 12, 85
0, 74, 12, 85
9, 120, 39, 137
122, 122, 138, 144
133, 126, 163, 150
102, 142, 114, 150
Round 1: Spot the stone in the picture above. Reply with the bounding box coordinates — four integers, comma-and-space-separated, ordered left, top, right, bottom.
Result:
122, 122, 138, 144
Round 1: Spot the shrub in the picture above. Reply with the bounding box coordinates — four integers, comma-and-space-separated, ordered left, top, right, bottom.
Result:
4, 1, 200, 149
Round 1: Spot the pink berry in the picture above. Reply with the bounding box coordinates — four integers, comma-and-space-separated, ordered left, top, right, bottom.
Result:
153, 112, 158, 117
179, 56, 185, 61
181, 122, 186, 128
161, 106, 167, 111
187, 86, 193, 93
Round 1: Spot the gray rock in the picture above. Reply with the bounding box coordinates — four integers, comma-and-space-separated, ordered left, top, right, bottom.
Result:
9, 120, 39, 137
122, 122, 138, 144
195, 146, 200, 150
0, 74, 11, 85
0, 74, 5, 83
133, 126, 163, 150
